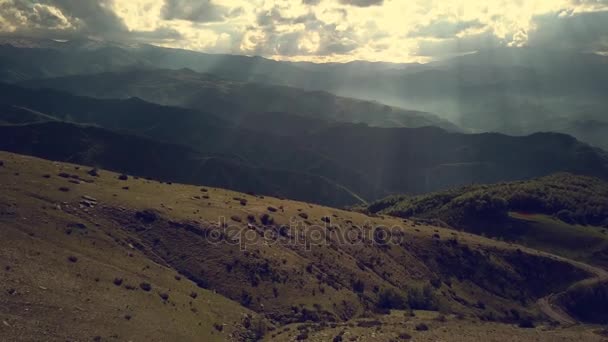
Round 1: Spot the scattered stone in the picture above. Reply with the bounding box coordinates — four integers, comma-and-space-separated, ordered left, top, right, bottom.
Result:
159, 292, 169, 301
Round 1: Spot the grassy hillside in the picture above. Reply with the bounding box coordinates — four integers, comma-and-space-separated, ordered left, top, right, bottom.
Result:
2, 151, 608, 340
367, 173, 608, 267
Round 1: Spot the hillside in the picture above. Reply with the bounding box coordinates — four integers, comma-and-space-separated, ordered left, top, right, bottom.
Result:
0, 121, 362, 207
367, 173, 608, 267
1, 83, 607, 207
2, 151, 608, 341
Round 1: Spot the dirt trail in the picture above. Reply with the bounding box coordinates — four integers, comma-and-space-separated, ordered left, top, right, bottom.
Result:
534, 251, 608, 325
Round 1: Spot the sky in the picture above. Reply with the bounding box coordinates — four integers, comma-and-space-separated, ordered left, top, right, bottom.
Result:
0, 0, 607, 63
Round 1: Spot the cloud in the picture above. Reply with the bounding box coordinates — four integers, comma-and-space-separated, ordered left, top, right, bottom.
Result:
527, 10, 608, 51
1, 0, 608, 62
409, 19, 485, 39
161, 0, 241, 23
339, 0, 383, 7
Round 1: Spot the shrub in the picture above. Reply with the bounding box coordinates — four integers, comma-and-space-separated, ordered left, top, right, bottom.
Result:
267, 206, 278, 212
407, 285, 437, 310
159, 292, 169, 301
67, 256, 78, 263
415, 323, 429, 331
139, 282, 152, 292
518, 318, 535, 328
377, 289, 407, 310
231, 215, 242, 223
260, 214, 274, 226
190, 292, 198, 299
118, 174, 129, 181
398, 332, 412, 340
113, 278, 123, 286
352, 279, 365, 293
58, 187, 70, 192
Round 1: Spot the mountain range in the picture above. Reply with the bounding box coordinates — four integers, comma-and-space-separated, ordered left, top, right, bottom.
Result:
1, 83, 607, 208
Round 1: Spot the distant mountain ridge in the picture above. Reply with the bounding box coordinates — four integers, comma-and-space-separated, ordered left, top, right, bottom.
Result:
1, 83, 607, 207
18, 68, 459, 131
3, 37, 607, 149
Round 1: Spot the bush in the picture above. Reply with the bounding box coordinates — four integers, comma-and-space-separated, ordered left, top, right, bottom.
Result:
377, 289, 407, 310
415, 323, 429, 331
260, 214, 274, 226
139, 282, 152, 292
407, 285, 437, 310
113, 278, 123, 286
352, 279, 365, 293
518, 318, 535, 328
118, 174, 129, 181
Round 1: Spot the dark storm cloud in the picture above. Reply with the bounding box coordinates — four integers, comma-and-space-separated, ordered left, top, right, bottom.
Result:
161, 0, 241, 23
528, 10, 608, 51
408, 19, 485, 39
339, 0, 383, 7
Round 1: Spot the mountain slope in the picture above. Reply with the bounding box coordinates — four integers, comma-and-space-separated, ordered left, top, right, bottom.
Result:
0, 121, 363, 207
1, 83, 607, 202
2, 150, 607, 341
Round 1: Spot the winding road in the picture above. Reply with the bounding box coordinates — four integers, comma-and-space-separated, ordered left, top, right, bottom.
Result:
534, 252, 608, 325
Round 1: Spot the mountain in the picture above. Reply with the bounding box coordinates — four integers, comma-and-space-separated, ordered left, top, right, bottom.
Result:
1, 83, 607, 205
366, 173, 608, 267
2, 150, 608, 341
0, 121, 362, 207
18, 68, 458, 131
4, 38, 607, 149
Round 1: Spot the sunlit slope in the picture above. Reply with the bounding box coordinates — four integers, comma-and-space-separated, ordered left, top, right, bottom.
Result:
0, 151, 603, 338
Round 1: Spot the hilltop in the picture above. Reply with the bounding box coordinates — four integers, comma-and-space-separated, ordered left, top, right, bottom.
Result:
366, 173, 608, 267
1, 151, 608, 340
